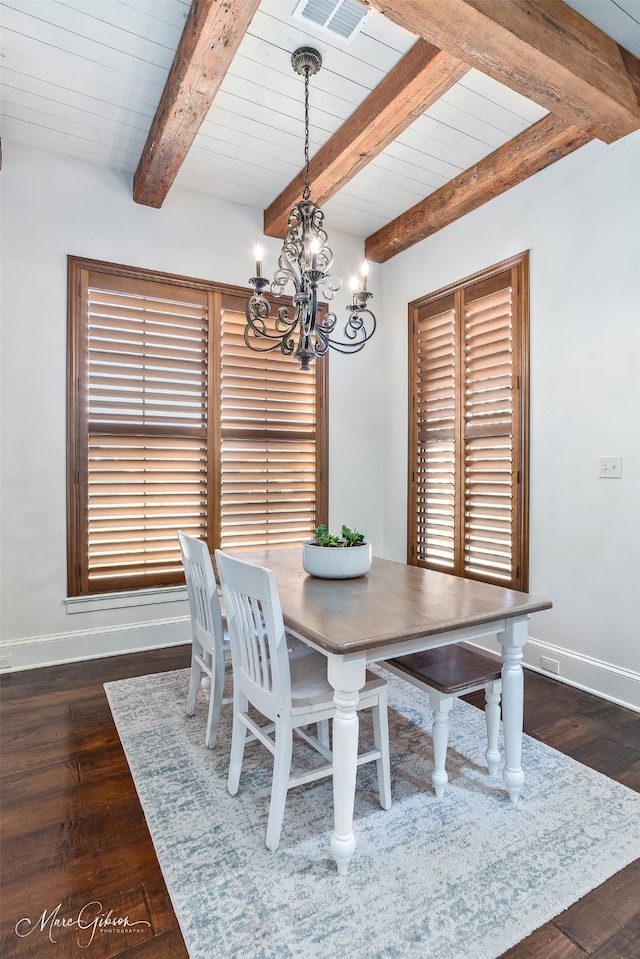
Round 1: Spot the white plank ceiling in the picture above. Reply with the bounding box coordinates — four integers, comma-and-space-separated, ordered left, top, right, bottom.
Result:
1, 0, 639, 238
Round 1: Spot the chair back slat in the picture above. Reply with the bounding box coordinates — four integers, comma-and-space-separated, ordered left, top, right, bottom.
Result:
178, 531, 224, 656
215, 550, 291, 717
231, 592, 271, 692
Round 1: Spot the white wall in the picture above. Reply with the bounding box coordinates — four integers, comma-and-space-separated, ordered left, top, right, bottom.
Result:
380, 131, 640, 709
2, 135, 638, 710
0, 142, 384, 667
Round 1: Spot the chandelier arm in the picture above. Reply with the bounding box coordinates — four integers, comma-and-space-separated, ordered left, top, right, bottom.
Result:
316, 272, 341, 301
243, 324, 294, 354
312, 324, 331, 356
246, 294, 297, 347
319, 307, 377, 353
275, 305, 298, 335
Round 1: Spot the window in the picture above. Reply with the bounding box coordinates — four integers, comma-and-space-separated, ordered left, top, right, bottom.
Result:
408, 252, 529, 590
67, 257, 328, 596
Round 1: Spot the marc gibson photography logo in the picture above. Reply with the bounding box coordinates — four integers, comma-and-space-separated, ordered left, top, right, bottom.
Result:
15, 900, 152, 948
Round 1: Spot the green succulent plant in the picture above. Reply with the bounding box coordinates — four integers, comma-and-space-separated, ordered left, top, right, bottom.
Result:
311, 524, 366, 547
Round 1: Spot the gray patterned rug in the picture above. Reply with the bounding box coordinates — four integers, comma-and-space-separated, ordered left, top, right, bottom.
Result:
105, 667, 640, 959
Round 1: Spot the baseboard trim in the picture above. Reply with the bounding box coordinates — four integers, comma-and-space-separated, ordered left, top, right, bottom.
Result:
0, 617, 191, 672
472, 635, 640, 712
3, 625, 638, 713
521, 637, 640, 712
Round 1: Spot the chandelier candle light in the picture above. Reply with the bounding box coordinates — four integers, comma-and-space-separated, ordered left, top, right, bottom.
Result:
245, 47, 376, 371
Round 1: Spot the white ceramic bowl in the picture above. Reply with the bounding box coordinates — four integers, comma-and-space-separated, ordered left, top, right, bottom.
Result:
302, 542, 372, 579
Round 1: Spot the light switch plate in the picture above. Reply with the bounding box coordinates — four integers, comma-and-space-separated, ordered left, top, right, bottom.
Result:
598, 456, 622, 478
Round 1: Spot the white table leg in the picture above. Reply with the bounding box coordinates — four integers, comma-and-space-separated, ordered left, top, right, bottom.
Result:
497, 617, 528, 803
428, 690, 454, 798
327, 653, 367, 875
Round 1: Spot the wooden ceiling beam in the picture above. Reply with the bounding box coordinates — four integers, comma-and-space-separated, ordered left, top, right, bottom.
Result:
365, 114, 593, 262
367, 0, 640, 144
133, 0, 260, 209
263, 39, 469, 239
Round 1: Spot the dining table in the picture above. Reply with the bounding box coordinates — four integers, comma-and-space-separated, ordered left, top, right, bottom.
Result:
239, 548, 552, 875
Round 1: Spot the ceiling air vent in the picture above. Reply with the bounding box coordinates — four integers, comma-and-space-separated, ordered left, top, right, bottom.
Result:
293, 0, 370, 43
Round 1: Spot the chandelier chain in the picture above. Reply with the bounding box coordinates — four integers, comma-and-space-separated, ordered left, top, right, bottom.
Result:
303, 66, 311, 202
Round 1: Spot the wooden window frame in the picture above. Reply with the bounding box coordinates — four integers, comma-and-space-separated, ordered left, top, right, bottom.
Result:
67, 256, 328, 596
407, 252, 530, 591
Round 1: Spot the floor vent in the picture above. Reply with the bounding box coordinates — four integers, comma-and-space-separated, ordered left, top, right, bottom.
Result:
293, 0, 370, 43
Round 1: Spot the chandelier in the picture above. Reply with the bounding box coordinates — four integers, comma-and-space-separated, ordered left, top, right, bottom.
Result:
245, 47, 376, 371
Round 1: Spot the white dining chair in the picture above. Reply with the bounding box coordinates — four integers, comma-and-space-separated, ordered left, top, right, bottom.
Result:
383, 644, 502, 797
178, 531, 232, 749
215, 549, 392, 853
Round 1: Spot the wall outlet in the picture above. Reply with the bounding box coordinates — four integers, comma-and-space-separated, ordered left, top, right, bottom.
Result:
0, 654, 12, 669
540, 655, 560, 674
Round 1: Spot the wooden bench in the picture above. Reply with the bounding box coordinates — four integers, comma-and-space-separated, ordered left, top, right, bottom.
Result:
383, 643, 502, 797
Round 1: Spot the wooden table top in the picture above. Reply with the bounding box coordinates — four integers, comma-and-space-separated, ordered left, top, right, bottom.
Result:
236, 549, 553, 655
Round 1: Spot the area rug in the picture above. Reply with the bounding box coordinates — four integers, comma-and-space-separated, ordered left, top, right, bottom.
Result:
105, 667, 640, 959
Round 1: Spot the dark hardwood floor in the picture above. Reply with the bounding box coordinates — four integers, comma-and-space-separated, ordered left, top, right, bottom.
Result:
1, 647, 639, 958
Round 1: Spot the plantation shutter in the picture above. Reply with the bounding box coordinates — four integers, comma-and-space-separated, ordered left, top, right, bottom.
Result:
219, 295, 326, 551
409, 254, 529, 590
72, 268, 210, 593
413, 295, 457, 571
464, 275, 516, 581
68, 258, 328, 597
